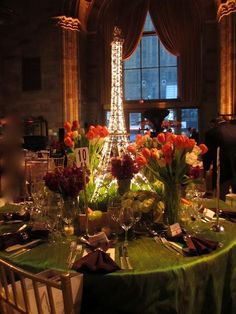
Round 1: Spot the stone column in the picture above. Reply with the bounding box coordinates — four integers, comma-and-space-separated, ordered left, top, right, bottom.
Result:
53, 16, 81, 122
218, 2, 236, 115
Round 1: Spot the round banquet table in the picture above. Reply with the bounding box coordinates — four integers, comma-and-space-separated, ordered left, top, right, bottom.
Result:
0, 200, 236, 314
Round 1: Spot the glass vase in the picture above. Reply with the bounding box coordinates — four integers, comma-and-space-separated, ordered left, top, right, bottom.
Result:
62, 196, 79, 236
117, 179, 131, 196
163, 182, 181, 226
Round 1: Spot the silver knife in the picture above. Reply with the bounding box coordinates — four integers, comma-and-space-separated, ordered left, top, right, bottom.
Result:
119, 246, 126, 270
123, 246, 133, 270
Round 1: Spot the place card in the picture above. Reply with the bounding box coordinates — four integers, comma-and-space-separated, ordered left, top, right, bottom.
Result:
203, 208, 215, 220
167, 223, 182, 237
88, 231, 109, 247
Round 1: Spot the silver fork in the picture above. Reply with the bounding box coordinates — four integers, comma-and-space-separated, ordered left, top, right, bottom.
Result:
123, 246, 133, 270
68, 244, 82, 269
154, 236, 180, 255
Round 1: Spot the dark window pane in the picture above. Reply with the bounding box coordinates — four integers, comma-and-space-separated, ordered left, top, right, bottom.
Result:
129, 112, 142, 142
141, 36, 158, 68
181, 108, 199, 134
160, 45, 177, 66
160, 67, 177, 99
124, 69, 141, 100
142, 69, 159, 100
143, 13, 155, 32
124, 45, 140, 69
22, 57, 41, 91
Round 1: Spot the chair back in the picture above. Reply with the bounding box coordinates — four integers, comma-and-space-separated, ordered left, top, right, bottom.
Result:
48, 156, 65, 171
0, 258, 83, 314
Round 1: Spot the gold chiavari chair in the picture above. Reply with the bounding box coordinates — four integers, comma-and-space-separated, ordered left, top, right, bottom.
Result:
0, 258, 83, 314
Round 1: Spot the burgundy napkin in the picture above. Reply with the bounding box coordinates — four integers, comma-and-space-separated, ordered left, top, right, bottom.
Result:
0, 211, 30, 222
0, 227, 49, 250
72, 249, 120, 274
219, 210, 236, 222
185, 235, 219, 256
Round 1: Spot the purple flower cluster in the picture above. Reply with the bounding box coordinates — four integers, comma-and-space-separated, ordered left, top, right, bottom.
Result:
44, 165, 90, 198
111, 154, 140, 180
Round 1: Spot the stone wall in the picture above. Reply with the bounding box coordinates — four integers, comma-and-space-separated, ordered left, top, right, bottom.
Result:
0, 0, 63, 137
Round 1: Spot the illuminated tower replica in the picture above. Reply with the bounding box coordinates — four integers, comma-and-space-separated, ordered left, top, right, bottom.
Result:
92, 27, 129, 199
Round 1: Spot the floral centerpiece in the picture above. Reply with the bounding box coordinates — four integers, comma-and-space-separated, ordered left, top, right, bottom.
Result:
128, 132, 208, 225
64, 121, 108, 175
44, 165, 89, 199
110, 154, 140, 195
63, 120, 109, 205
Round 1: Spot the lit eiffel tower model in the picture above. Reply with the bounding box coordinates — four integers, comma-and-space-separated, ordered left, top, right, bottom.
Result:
92, 27, 129, 200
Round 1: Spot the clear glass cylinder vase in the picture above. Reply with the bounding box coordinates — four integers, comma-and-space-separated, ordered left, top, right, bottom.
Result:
117, 179, 131, 196
163, 183, 181, 226
62, 196, 78, 236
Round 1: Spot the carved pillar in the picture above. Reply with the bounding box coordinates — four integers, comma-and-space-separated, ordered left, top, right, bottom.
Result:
218, 1, 236, 115
53, 16, 81, 122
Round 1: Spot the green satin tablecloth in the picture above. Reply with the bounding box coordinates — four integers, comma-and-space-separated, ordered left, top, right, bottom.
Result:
0, 201, 236, 314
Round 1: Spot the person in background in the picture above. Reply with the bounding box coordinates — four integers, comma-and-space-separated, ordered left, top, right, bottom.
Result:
202, 117, 236, 200
189, 127, 199, 144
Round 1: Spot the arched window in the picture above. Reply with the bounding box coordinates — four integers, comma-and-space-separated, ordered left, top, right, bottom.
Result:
124, 14, 178, 101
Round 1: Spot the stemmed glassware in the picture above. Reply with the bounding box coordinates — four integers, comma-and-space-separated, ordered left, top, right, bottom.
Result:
195, 178, 206, 211
29, 180, 47, 224
45, 192, 64, 244
107, 197, 122, 238
118, 207, 135, 246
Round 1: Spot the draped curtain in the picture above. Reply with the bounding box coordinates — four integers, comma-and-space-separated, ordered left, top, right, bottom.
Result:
149, 0, 202, 103
98, 0, 202, 107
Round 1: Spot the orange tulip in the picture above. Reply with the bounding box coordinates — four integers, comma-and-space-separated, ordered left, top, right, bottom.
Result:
72, 120, 79, 130
64, 136, 74, 148
127, 144, 136, 154
150, 148, 159, 159
162, 143, 173, 157
136, 134, 143, 145
142, 147, 151, 158
135, 155, 147, 167
165, 132, 176, 143
199, 143, 208, 154
86, 130, 96, 140
64, 121, 72, 132
187, 138, 196, 149
100, 126, 109, 137
174, 135, 187, 149
157, 133, 165, 144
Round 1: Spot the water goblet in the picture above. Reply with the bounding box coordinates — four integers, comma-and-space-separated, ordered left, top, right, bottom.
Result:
118, 207, 135, 246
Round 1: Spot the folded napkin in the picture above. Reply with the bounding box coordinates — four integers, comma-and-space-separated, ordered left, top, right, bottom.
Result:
0, 226, 49, 250
72, 249, 120, 274
0, 211, 30, 222
219, 210, 236, 222
185, 235, 219, 256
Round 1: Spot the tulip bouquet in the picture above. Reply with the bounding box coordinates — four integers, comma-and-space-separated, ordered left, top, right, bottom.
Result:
128, 132, 208, 224
63, 120, 109, 207
64, 121, 109, 180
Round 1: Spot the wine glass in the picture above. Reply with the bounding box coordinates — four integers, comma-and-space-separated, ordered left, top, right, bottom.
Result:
118, 207, 134, 246
46, 193, 64, 244
195, 178, 206, 211
107, 197, 122, 238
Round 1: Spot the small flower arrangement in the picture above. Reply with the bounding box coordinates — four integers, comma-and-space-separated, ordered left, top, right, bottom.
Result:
63, 120, 109, 175
121, 190, 162, 213
111, 154, 140, 180
44, 165, 89, 199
